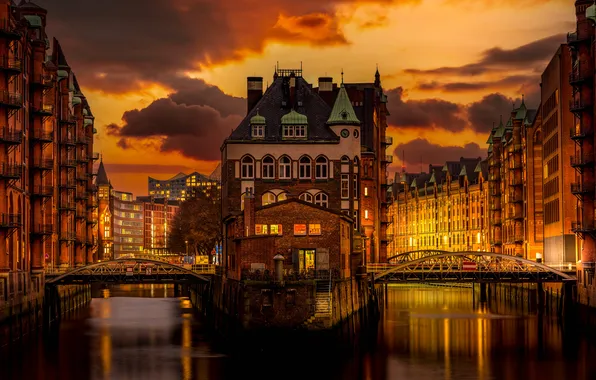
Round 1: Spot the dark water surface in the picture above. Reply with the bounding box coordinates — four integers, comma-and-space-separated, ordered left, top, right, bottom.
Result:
2, 284, 596, 380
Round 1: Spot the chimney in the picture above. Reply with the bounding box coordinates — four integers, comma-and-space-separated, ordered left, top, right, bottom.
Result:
289, 72, 296, 107
318, 77, 333, 92
247, 77, 263, 115
243, 188, 256, 237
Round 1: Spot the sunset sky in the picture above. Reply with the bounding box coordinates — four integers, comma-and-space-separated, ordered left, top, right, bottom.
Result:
37, 0, 574, 196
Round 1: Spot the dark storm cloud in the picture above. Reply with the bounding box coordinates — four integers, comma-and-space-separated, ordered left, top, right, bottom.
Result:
385, 87, 468, 132
106, 98, 242, 161
393, 139, 486, 169
416, 75, 539, 92
36, 0, 409, 92
404, 34, 566, 77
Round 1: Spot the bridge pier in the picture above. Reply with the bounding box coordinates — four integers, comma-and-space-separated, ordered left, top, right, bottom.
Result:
560, 281, 576, 318
537, 283, 545, 312
174, 284, 181, 298
479, 283, 488, 303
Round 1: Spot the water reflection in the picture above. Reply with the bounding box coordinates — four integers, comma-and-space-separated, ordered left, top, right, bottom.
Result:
1, 285, 596, 380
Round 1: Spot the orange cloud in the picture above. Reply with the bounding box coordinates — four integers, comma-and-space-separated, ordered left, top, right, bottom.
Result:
270, 13, 348, 45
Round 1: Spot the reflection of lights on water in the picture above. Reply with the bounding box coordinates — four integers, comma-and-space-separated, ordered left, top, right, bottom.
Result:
102, 289, 110, 299
150, 284, 154, 298
444, 318, 451, 380
100, 325, 112, 379
181, 315, 192, 380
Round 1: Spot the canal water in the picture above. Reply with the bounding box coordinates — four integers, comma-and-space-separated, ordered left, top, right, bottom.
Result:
2, 284, 596, 380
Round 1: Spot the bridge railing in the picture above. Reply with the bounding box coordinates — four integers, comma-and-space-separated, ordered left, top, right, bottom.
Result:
45, 263, 218, 276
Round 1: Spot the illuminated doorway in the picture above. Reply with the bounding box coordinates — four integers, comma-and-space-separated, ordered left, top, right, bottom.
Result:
298, 249, 316, 272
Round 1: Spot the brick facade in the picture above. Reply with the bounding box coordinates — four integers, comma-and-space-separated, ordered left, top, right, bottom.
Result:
225, 196, 352, 281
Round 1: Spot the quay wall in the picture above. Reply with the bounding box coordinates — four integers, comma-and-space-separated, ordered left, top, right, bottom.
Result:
0, 273, 90, 347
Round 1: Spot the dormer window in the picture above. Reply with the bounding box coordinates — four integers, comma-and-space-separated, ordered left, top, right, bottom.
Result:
252, 124, 264, 138
282, 125, 307, 138
281, 110, 308, 139
250, 111, 266, 139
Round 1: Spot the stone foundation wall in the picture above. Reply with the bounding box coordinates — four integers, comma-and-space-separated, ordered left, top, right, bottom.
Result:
0, 273, 90, 347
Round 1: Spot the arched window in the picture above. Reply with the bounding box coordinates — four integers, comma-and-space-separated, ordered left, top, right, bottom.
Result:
341, 155, 350, 163
262, 156, 274, 179
262, 192, 276, 206
241, 156, 254, 179
299, 156, 311, 179
299, 193, 313, 203
314, 192, 328, 208
278, 192, 288, 202
279, 156, 291, 179
315, 156, 328, 179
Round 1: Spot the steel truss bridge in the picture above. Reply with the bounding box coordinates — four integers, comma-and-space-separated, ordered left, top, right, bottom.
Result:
45, 258, 213, 285
367, 251, 576, 283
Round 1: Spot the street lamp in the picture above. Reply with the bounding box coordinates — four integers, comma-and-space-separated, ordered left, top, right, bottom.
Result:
185, 240, 189, 264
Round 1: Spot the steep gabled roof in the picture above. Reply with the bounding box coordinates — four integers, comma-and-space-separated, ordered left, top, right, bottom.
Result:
227, 76, 338, 142
327, 84, 360, 125
96, 160, 109, 185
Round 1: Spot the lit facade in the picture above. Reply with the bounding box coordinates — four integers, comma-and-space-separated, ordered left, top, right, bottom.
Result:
148, 171, 220, 201
568, 1, 596, 305
0, 1, 98, 275
137, 196, 179, 256
387, 158, 490, 257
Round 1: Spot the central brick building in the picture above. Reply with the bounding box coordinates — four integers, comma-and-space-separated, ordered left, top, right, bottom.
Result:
221, 67, 390, 278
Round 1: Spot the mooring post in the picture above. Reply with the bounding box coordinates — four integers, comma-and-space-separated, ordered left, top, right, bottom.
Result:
537, 282, 545, 312
174, 284, 180, 297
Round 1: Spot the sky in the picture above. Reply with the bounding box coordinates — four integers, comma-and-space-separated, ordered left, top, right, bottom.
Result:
35, 0, 575, 196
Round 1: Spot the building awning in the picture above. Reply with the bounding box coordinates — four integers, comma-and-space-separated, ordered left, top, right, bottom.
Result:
24, 15, 42, 28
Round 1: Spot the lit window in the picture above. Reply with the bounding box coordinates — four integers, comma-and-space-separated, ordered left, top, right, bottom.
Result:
341, 174, 349, 199
255, 224, 268, 235
262, 192, 276, 206
365, 210, 369, 219
294, 224, 307, 236
299, 156, 311, 179
315, 156, 328, 179
241, 156, 254, 179
314, 193, 328, 208
270, 224, 283, 235
262, 156, 275, 179
364, 187, 368, 197
353, 176, 358, 199
299, 193, 313, 203
278, 193, 288, 202
309, 224, 321, 235
279, 156, 291, 179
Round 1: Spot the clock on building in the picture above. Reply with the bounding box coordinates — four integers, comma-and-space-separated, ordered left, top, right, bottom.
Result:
340, 129, 349, 138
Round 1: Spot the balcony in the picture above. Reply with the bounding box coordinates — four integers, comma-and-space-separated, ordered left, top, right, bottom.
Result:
59, 232, 76, 242
0, 56, 22, 75
87, 217, 98, 225
32, 103, 54, 116
0, 127, 22, 145
75, 192, 89, 201
59, 115, 77, 125
86, 238, 98, 247
31, 185, 53, 197
488, 174, 500, 182
509, 177, 523, 187
75, 209, 86, 219
60, 136, 76, 146
568, 31, 590, 46
0, 163, 21, 180
491, 217, 502, 226
570, 126, 591, 140
87, 200, 99, 209
59, 181, 76, 189
31, 159, 53, 171
508, 192, 523, 203
31, 74, 53, 88
509, 162, 523, 170
508, 210, 523, 221
0, 213, 21, 228
572, 221, 596, 234
382, 155, 393, 164
569, 63, 593, 85
60, 159, 77, 168
571, 152, 594, 168
490, 189, 501, 197
382, 136, 393, 146
76, 136, 90, 145
31, 129, 53, 143
571, 182, 595, 195
31, 224, 53, 236
514, 234, 524, 243
92, 152, 100, 161
488, 158, 500, 168
492, 239, 502, 246
58, 202, 76, 211
0, 19, 21, 39
570, 99, 591, 113
0, 91, 22, 108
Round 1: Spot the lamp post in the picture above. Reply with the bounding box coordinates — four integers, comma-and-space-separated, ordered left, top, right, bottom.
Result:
185, 240, 189, 264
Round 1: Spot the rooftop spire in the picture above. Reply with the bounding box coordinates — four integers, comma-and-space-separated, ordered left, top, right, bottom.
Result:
327, 82, 360, 126
341, 68, 344, 84
521, 94, 525, 105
